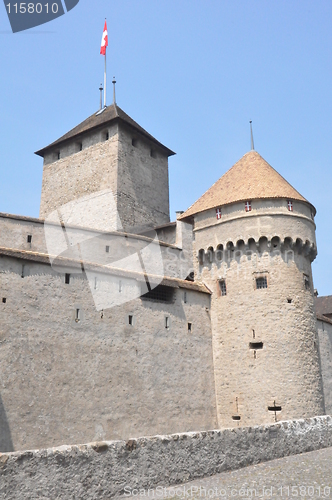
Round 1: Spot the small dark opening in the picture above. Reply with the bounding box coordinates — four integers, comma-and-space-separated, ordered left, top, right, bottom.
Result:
150, 149, 156, 158
268, 405, 282, 412
65, 273, 70, 285
219, 279, 227, 296
287, 298, 292, 304
249, 342, 263, 350
75, 309, 80, 323
27, 235, 32, 243
79, 142, 83, 151
256, 277, 268, 289
188, 322, 192, 333
232, 415, 241, 421
129, 315, 133, 326
2, 298, 6, 304
105, 131, 109, 141
57, 151, 60, 160
106, 246, 110, 253
132, 138, 138, 147
165, 317, 170, 329
141, 285, 174, 303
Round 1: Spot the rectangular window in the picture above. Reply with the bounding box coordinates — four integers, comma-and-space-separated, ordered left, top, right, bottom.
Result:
256, 277, 268, 289
188, 322, 192, 333
218, 279, 227, 296
287, 200, 293, 211
105, 131, 109, 141
245, 201, 252, 212
2, 298, 6, 304
57, 151, 60, 160
132, 138, 138, 147
165, 316, 170, 329
184, 291, 187, 303
216, 208, 222, 219
27, 235, 32, 243
75, 308, 80, 323
65, 273, 70, 285
129, 315, 133, 326
106, 246, 110, 253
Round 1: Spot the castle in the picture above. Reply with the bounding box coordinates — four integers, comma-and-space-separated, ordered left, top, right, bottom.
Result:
0, 102, 331, 453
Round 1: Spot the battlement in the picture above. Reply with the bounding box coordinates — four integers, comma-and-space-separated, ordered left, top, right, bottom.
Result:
197, 234, 317, 266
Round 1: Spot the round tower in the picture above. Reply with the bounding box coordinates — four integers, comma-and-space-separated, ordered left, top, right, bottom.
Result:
180, 151, 325, 428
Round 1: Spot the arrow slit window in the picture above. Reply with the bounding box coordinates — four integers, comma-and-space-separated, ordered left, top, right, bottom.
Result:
245, 201, 251, 212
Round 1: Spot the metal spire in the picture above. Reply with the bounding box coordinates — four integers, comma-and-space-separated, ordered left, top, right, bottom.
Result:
250, 120, 255, 150
112, 77, 116, 105
99, 83, 103, 110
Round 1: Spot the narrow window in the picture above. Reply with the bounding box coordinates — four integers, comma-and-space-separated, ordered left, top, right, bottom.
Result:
105, 131, 109, 141
106, 246, 110, 253
287, 200, 293, 212
2, 298, 6, 304
268, 401, 282, 422
304, 274, 310, 290
129, 315, 133, 326
119, 280, 122, 293
188, 322, 192, 333
150, 149, 156, 158
165, 316, 170, 329
65, 273, 70, 285
245, 201, 251, 212
75, 308, 80, 323
249, 341, 263, 350
184, 291, 187, 303
218, 279, 227, 296
57, 151, 60, 160
232, 415, 241, 421
216, 208, 222, 220
27, 235, 32, 244
132, 138, 138, 147
256, 277, 267, 289
79, 142, 83, 151
21, 265, 25, 278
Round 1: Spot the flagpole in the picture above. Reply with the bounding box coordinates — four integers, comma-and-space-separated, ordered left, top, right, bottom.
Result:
104, 50, 107, 107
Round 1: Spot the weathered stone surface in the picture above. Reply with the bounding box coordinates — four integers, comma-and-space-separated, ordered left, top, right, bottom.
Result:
0, 416, 331, 499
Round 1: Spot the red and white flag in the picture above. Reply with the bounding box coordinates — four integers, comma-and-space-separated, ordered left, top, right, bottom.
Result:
100, 20, 108, 55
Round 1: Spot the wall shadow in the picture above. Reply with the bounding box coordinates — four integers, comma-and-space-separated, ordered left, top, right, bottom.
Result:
0, 394, 14, 452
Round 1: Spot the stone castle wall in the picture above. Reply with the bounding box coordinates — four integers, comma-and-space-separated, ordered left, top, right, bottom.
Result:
39, 122, 171, 231
317, 319, 332, 414
0, 255, 216, 452
193, 199, 324, 428
40, 123, 119, 221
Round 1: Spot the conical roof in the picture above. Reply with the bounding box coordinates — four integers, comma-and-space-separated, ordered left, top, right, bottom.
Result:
179, 150, 314, 219
35, 103, 175, 157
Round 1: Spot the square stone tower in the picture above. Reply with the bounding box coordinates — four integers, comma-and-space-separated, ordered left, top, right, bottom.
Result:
36, 104, 175, 232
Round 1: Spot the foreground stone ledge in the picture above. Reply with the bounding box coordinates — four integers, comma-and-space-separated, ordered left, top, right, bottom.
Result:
0, 415, 331, 500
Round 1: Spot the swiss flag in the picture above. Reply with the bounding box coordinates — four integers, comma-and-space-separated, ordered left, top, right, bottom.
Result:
100, 21, 108, 55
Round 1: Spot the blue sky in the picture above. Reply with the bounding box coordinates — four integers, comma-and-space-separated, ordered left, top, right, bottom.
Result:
0, 1, 332, 295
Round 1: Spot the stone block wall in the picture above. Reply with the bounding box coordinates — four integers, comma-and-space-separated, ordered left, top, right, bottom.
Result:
0, 415, 330, 499
317, 319, 332, 414
0, 256, 216, 452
